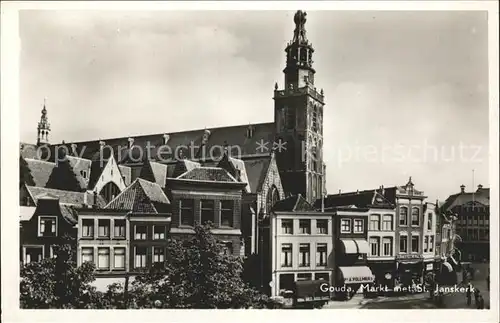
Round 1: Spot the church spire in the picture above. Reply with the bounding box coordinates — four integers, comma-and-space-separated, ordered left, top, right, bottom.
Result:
292, 10, 308, 44
283, 10, 315, 89
37, 99, 51, 146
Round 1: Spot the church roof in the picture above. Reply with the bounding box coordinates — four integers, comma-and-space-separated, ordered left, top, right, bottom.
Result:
20, 143, 39, 159
66, 156, 91, 190
23, 158, 55, 187
47, 122, 275, 163
118, 165, 132, 186
105, 178, 170, 213
243, 156, 271, 193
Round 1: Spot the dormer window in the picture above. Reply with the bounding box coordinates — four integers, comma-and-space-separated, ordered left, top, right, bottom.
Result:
38, 216, 57, 237
80, 170, 88, 179
246, 125, 254, 139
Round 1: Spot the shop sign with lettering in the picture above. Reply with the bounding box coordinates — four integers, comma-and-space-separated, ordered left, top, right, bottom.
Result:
345, 276, 374, 283
397, 254, 423, 260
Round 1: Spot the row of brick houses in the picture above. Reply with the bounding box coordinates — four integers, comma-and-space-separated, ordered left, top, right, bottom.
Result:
19, 154, 250, 288
262, 177, 449, 299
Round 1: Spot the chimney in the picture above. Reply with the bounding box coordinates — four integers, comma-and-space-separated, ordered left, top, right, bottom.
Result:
460, 184, 465, 194
163, 134, 170, 145
478, 184, 483, 190
338, 189, 341, 195
71, 143, 77, 156
356, 189, 359, 194
128, 137, 134, 149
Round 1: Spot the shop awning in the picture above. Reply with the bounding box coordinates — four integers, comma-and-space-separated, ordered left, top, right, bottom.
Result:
339, 266, 374, 284
354, 240, 370, 254
442, 262, 453, 272
341, 239, 358, 254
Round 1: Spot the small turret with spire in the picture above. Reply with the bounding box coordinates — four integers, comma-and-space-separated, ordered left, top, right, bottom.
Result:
37, 99, 51, 146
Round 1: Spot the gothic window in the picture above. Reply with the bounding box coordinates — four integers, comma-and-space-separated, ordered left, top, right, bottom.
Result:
266, 185, 280, 214
311, 138, 318, 172
100, 181, 120, 204
312, 105, 318, 132
285, 107, 295, 130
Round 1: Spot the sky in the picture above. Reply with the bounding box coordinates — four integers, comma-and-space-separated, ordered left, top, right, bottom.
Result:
19, 10, 490, 202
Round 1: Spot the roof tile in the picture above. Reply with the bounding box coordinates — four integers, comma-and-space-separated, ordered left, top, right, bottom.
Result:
177, 167, 237, 183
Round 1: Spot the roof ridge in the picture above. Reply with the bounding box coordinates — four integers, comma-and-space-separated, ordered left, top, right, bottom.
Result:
24, 158, 55, 165
66, 155, 91, 161
48, 122, 274, 146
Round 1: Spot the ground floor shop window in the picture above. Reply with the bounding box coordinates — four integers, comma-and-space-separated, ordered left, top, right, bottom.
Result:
297, 273, 312, 281
279, 274, 295, 294
315, 272, 330, 281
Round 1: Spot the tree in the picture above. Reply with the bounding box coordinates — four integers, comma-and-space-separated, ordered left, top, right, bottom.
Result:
20, 236, 105, 309
128, 224, 273, 309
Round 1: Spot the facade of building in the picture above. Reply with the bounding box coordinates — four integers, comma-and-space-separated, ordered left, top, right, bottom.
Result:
332, 208, 373, 299
76, 209, 131, 275
20, 187, 105, 264
422, 202, 438, 277
268, 194, 334, 298
165, 161, 247, 256
103, 178, 172, 271
389, 178, 427, 287
367, 207, 397, 291
442, 184, 490, 262
321, 189, 395, 293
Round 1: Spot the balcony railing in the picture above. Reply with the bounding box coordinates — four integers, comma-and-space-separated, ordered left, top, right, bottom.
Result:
274, 86, 324, 103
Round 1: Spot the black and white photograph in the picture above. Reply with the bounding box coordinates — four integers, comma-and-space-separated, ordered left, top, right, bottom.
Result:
1, 1, 499, 322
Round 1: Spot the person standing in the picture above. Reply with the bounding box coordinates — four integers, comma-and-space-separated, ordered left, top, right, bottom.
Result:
466, 284, 472, 306
474, 289, 481, 308
476, 295, 484, 309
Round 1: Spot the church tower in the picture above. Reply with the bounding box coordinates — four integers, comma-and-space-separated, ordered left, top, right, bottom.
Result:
37, 100, 51, 146
274, 10, 325, 203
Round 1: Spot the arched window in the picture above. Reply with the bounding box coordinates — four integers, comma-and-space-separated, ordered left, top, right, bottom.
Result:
266, 185, 280, 215
100, 181, 121, 204
399, 207, 408, 226
312, 105, 318, 132
411, 207, 420, 226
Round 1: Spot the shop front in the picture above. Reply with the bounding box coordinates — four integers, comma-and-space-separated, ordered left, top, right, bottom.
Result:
437, 259, 458, 286
334, 266, 375, 300
368, 261, 397, 294
396, 255, 424, 289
